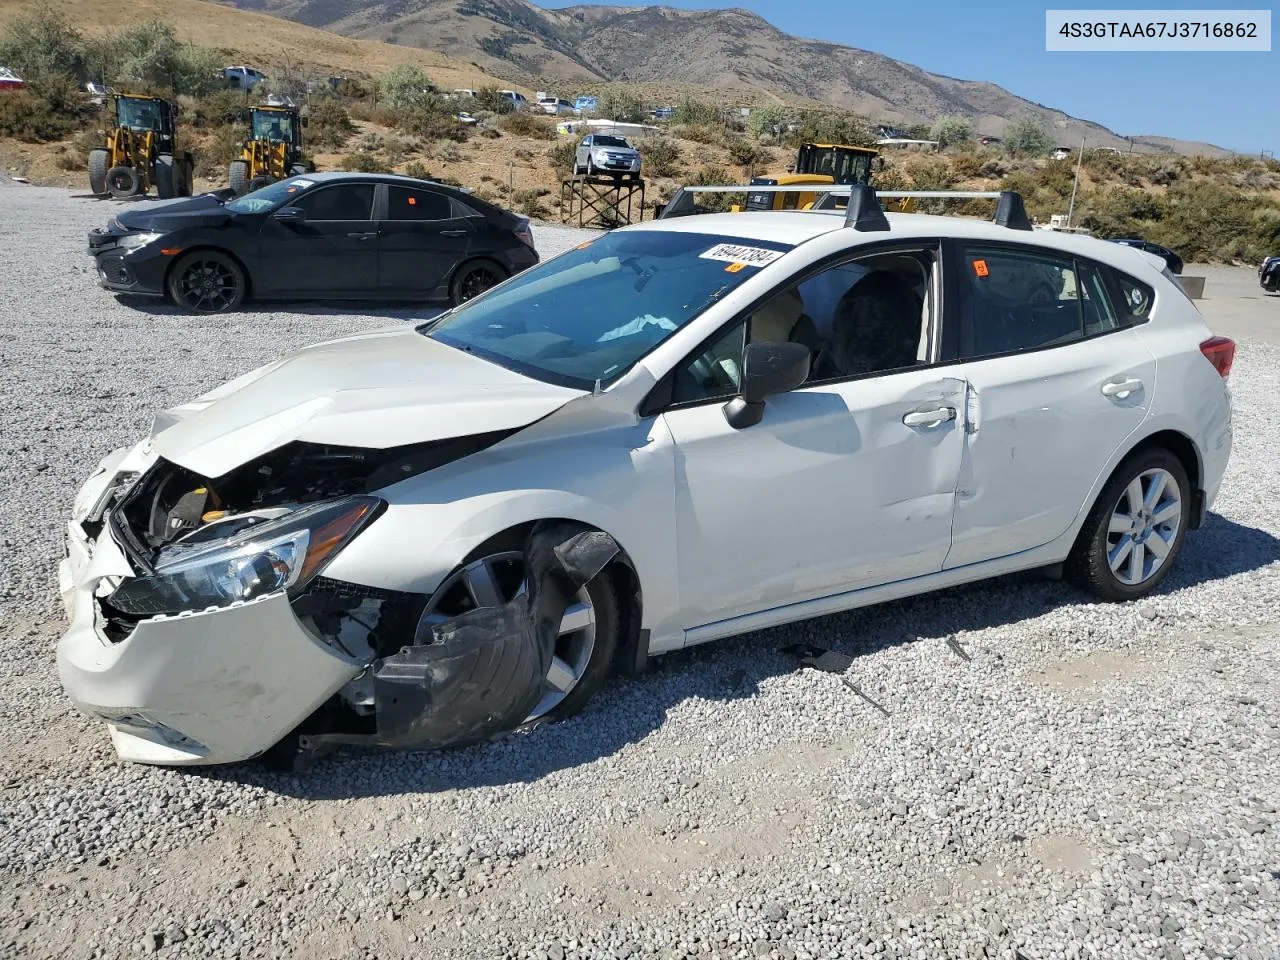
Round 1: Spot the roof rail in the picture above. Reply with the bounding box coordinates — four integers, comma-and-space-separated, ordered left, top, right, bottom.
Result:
657, 184, 1032, 231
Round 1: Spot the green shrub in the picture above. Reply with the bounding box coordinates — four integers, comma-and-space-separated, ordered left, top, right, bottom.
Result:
906, 157, 955, 191
600, 88, 645, 124
403, 160, 431, 179
193, 124, 245, 179
673, 98, 720, 126
688, 165, 741, 211
1003, 116, 1052, 156
930, 115, 974, 149
392, 97, 470, 143
0, 90, 79, 141
474, 86, 514, 114
306, 99, 355, 150
747, 103, 788, 140
341, 150, 390, 173
548, 138, 577, 175
0, 8, 84, 82
190, 89, 248, 129
643, 136, 680, 178
379, 64, 435, 109
670, 123, 720, 145
499, 111, 554, 139
786, 110, 875, 149
725, 137, 765, 171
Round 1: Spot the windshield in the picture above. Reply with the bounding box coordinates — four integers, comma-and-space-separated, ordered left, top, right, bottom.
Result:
117, 98, 163, 131
592, 135, 630, 148
420, 230, 793, 388
225, 176, 316, 214
252, 110, 294, 142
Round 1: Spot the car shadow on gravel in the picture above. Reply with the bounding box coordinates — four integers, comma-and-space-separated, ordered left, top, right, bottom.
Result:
194, 511, 1280, 800
115, 296, 445, 323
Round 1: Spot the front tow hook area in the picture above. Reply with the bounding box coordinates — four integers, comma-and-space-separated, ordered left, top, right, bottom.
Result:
295, 522, 619, 766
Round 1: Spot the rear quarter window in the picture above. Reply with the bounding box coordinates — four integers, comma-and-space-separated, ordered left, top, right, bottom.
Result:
1103, 264, 1158, 323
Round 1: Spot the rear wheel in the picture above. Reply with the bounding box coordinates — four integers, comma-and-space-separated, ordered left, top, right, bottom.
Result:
106, 165, 140, 199
1065, 448, 1190, 602
449, 259, 507, 305
419, 549, 619, 722
167, 250, 247, 313
179, 157, 194, 197
155, 154, 176, 199
228, 160, 249, 196
88, 149, 109, 196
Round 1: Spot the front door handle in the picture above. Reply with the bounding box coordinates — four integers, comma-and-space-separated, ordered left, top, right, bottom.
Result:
1101, 377, 1143, 399
439, 229, 468, 237
902, 406, 957, 428
347, 231, 377, 240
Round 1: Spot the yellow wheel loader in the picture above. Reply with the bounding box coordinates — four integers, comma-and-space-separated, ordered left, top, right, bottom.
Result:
88, 95, 194, 200
739, 142, 914, 213
227, 103, 313, 196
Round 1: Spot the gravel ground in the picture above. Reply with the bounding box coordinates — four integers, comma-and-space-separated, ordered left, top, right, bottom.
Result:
0, 181, 1277, 960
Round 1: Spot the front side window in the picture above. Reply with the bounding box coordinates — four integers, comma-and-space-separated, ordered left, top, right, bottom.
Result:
293, 184, 374, 221
669, 247, 935, 404
225, 176, 317, 214
957, 244, 1124, 359
387, 186, 452, 221
421, 230, 793, 388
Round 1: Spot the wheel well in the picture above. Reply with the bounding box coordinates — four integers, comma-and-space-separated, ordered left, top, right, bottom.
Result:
163, 246, 253, 300
462, 519, 644, 672
448, 255, 508, 287
1128, 429, 1202, 492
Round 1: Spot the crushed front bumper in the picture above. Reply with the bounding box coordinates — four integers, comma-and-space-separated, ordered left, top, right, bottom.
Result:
56, 450, 362, 766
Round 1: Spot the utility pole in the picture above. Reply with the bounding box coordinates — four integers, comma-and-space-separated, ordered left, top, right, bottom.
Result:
1066, 136, 1085, 228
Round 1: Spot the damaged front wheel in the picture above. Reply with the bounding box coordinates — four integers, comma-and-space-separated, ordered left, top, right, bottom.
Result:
420, 550, 619, 722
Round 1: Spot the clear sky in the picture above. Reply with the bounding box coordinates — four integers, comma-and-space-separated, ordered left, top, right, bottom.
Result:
536, 0, 1276, 154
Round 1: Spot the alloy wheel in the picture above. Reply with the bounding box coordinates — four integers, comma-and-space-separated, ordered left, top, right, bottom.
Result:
178, 259, 239, 312
459, 265, 501, 302
1106, 467, 1183, 586
418, 551, 596, 720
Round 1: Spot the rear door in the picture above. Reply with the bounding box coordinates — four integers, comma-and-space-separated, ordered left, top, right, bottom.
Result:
943, 240, 1157, 568
378, 185, 473, 298
256, 182, 378, 297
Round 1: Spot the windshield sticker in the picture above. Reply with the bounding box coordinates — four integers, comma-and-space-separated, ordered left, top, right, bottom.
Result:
972, 258, 989, 278
724, 262, 746, 273
288, 179, 314, 189
699, 243, 783, 267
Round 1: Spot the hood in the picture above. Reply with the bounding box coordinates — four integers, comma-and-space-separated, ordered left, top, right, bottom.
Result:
115, 192, 232, 232
150, 325, 584, 478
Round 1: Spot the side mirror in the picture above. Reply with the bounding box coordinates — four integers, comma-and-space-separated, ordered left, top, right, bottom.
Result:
723, 341, 811, 429
273, 206, 306, 223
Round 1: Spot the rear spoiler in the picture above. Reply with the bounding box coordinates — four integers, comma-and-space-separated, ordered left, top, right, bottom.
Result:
657, 184, 1032, 232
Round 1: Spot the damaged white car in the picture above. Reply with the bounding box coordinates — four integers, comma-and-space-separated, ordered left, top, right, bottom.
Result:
58, 188, 1234, 768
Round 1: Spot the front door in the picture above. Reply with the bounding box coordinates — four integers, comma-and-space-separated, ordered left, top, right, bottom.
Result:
378, 185, 473, 297
257, 181, 379, 297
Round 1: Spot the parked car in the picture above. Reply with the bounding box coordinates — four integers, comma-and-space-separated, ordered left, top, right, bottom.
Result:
0, 66, 24, 92
1261, 255, 1280, 292
574, 134, 642, 178
223, 65, 266, 90
499, 90, 528, 110
979, 136, 1002, 146
85, 172, 537, 312
59, 192, 1234, 767
1111, 238, 1183, 275
573, 95, 599, 115
652, 106, 675, 120
538, 96, 575, 115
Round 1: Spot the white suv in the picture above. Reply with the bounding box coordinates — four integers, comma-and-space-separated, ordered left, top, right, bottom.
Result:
57, 190, 1233, 767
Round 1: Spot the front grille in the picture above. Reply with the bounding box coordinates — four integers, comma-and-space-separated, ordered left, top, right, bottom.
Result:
97, 255, 133, 285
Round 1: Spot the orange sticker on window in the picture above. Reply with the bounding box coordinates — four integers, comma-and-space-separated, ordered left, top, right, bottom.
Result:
972, 259, 989, 277
724, 262, 746, 273
407, 196, 416, 205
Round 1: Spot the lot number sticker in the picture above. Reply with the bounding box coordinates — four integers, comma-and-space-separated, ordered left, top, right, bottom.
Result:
699, 243, 783, 268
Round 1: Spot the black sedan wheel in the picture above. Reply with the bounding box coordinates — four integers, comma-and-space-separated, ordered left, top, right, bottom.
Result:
450, 260, 507, 305
167, 251, 247, 313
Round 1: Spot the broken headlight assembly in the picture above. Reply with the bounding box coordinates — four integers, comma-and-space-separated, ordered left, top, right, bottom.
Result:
107, 496, 383, 617
114, 230, 164, 252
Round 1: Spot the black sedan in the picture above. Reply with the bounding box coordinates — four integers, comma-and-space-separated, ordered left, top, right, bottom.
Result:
87, 172, 539, 313
1110, 238, 1183, 275
1262, 255, 1280, 293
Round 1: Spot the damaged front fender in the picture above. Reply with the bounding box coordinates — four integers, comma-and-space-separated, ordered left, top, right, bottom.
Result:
299, 522, 619, 759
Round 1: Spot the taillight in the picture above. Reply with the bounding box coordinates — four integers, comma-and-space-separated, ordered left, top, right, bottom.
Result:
514, 218, 534, 249
1199, 336, 1236, 379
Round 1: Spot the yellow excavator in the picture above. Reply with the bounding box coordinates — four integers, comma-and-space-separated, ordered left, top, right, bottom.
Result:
88, 94, 194, 200
228, 102, 313, 196
738, 142, 913, 213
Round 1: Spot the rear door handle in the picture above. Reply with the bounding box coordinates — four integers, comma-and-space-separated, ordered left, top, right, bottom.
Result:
439, 229, 468, 237
347, 231, 377, 240
902, 406, 956, 428
1101, 377, 1143, 399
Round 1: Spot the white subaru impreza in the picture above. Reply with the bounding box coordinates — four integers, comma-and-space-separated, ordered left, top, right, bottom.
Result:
57, 190, 1234, 767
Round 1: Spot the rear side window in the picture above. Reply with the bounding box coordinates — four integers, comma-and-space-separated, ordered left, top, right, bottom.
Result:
294, 184, 374, 221
1104, 265, 1157, 323
387, 186, 453, 222
956, 244, 1124, 359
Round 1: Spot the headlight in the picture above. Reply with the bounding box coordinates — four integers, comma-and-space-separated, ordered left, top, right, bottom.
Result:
595, 149, 609, 160
107, 496, 383, 616
117, 231, 164, 252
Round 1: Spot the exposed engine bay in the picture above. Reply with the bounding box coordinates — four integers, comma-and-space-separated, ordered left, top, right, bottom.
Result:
85, 433, 620, 768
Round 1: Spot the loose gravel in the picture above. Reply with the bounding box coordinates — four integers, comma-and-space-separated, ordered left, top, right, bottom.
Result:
0, 181, 1277, 960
